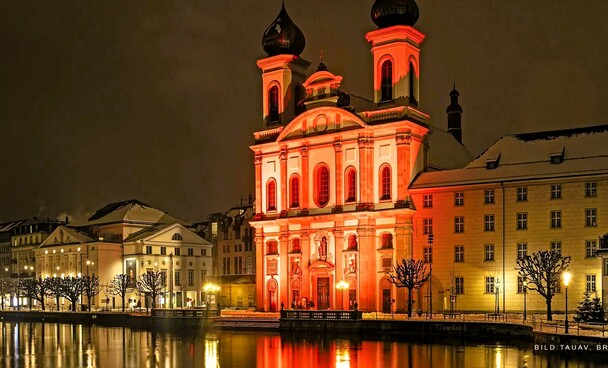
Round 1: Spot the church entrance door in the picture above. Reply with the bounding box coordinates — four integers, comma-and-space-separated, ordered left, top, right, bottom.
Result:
317, 278, 329, 310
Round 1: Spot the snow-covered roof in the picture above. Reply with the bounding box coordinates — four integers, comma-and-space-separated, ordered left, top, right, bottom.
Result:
123, 222, 211, 245
411, 125, 608, 188
426, 128, 472, 170
75, 199, 184, 226
39, 225, 96, 247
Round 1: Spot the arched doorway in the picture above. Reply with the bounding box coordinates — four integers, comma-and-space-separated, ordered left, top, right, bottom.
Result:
267, 279, 278, 312
380, 278, 392, 313
347, 278, 357, 310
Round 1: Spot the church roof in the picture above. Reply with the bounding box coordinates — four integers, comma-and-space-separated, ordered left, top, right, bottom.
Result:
426, 128, 472, 170
39, 225, 96, 248
411, 124, 608, 188
77, 199, 183, 226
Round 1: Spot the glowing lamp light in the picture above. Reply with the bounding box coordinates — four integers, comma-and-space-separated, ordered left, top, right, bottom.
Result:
336, 280, 349, 291
204, 283, 220, 293
563, 271, 572, 287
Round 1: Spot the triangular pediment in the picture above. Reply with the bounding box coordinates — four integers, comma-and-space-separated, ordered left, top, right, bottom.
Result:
124, 223, 211, 246
39, 226, 94, 248
276, 107, 367, 142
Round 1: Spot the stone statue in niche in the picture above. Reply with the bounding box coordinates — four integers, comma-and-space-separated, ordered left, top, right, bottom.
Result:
345, 254, 357, 274
291, 257, 301, 276
347, 234, 358, 250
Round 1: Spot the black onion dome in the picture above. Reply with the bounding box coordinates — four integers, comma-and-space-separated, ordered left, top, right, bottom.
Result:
262, 3, 306, 57
371, 0, 420, 28
446, 87, 463, 113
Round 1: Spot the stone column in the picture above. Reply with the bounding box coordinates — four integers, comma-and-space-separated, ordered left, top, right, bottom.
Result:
279, 226, 289, 309
396, 130, 412, 205
357, 217, 376, 311
280, 147, 288, 212
254, 233, 265, 311
254, 153, 263, 215
301, 144, 310, 213
300, 228, 311, 301
334, 139, 344, 210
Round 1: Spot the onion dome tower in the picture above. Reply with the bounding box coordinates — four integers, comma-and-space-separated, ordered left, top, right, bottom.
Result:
257, 2, 310, 128
262, 1, 306, 57
371, 0, 420, 28
446, 85, 464, 144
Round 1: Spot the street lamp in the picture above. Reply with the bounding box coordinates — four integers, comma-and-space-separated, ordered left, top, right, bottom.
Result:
336, 280, 349, 310
523, 280, 528, 321
427, 232, 433, 319
494, 278, 501, 315
563, 271, 572, 334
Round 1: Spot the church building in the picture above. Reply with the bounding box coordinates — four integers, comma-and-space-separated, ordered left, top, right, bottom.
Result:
250, 0, 470, 312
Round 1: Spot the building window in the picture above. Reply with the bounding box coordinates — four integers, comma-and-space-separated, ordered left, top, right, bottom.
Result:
290, 175, 300, 208
266, 179, 277, 211
175, 271, 181, 286
484, 244, 495, 262
550, 211, 562, 228
345, 167, 357, 203
266, 240, 279, 255
380, 165, 391, 200
551, 184, 562, 199
585, 208, 597, 227
485, 277, 495, 294
455, 192, 464, 206
455, 277, 464, 294
454, 246, 464, 262
380, 59, 393, 102
201, 249, 207, 257
517, 276, 526, 294
160, 247, 166, 255
604, 259, 608, 277
586, 274, 597, 292
585, 182, 597, 197
485, 190, 495, 204
517, 212, 528, 230
315, 165, 330, 207
291, 238, 301, 253
172, 233, 183, 241
409, 62, 417, 105
175, 248, 181, 256
423, 218, 433, 235
381, 233, 393, 249
423, 194, 433, 208
146, 246, 152, 254
454, 217, 464, 233
551, 241, 562, 255
517, 243, 527, 260
517, 187, 528, 202
188, 270, 194, 286
268, 85, 279, 123
484, 215, 495, 232
424, 246, 432, 263
188, 248, 194, 256
586, 240, 597, 258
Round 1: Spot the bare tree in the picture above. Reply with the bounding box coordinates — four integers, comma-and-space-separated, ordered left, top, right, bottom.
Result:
82, 275, 101, 311
61, 276, 84, 312
386, 259, 430, 317
517, 250, 571, 321
109, 274, 134, 312
18, 278, 49, 310
0, 279, 9, 310
136, 271, 165, 309
46, 277, 63, 311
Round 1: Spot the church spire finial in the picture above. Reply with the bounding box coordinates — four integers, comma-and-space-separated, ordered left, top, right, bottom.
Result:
317, 49, 328, 71
446, 85, 463, 144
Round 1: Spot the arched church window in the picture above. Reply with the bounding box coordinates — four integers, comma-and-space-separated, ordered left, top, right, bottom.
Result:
380, 60, 393, 102
172, 233, 183, 241
381, 233, 393, 249
345, 167, 357, 203
290, 174, 300, 208
268, 85, 280, 123
266, 179, 277, 211
314, 165, 330, 207
380, 165, 392, 200
409, 62, 417, 106
266, 240, 278, 255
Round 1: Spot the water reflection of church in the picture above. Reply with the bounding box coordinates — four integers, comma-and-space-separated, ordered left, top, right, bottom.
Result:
251, 0, 470, 312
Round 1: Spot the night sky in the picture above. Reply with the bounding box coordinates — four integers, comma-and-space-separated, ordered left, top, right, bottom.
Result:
1, 1, 607, 223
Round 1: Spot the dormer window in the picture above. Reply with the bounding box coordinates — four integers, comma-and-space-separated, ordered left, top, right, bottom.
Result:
486, 154, 501, 170
550, 152, 564, 164
380, 60, 393, 102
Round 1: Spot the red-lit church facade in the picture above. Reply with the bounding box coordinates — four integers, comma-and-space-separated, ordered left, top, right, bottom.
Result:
251, 2, 469, 312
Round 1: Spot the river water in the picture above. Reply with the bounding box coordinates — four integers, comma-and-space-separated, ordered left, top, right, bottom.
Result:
0, 322, 600, 368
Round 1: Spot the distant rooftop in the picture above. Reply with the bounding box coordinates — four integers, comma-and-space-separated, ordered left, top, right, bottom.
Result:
77, 199, 185, 226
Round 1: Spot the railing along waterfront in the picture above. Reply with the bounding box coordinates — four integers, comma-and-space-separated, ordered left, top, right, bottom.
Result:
280, 309, 363, 320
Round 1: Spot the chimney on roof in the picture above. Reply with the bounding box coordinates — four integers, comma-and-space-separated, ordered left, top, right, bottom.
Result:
446, 83, 463, 144
65, 216, 69, 224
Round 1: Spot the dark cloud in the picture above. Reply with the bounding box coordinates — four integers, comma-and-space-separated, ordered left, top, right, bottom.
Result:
1, 1, 607, 222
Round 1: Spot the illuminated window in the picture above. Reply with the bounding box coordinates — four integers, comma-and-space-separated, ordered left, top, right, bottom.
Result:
315, 165, 330, 207
380, 165, 391, 200
409, 62, 417, 105
290, 175, 300, 208
345, 167, 357, 203
266, 240, 278, 255
266, 179, 277, 211
380, 59, 392, 101
381, 233, 393, 249
268, 85, 279, 123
